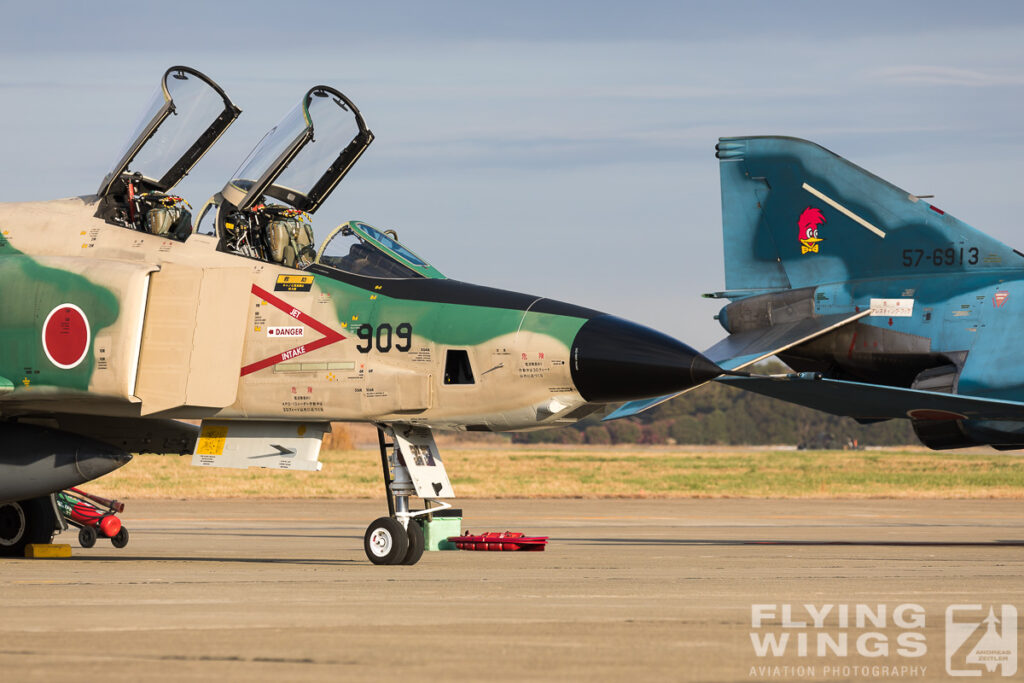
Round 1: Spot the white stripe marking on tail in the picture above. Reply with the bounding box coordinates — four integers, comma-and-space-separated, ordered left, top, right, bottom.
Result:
802, 183, 886, 239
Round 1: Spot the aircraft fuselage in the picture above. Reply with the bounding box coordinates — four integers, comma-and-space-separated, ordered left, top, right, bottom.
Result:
0, 197, 715, 433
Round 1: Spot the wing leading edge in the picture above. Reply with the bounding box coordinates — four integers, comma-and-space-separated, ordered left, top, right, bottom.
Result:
717, 374, 1024, 422
603, 310, 869, 421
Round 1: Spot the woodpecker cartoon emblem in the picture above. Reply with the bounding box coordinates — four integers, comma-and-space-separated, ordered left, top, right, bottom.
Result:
798, 207, 826, 254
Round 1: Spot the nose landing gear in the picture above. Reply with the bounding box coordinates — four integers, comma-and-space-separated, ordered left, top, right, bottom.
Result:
364, 426, 452, 566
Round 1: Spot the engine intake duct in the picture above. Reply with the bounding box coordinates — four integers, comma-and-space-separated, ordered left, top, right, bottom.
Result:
911, 419, 974, 450
913, 417, 1024, 451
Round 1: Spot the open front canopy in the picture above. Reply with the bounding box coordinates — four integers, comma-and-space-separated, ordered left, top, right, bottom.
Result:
98, 66, 239, 198
220, 86, 373, 213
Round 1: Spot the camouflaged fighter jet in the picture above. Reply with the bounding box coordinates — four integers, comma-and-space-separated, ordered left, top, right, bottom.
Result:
0, 66, 722, 564
614, 136, 1024, 452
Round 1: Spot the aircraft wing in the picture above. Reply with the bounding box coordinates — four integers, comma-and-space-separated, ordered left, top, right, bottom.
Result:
603, 310, 868, 421
717, 374, 1024, 421
602, 392, 686, 421
703, 310, 869, 370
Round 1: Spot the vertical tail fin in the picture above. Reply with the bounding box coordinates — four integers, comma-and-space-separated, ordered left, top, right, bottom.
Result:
716, 136, 1024, 292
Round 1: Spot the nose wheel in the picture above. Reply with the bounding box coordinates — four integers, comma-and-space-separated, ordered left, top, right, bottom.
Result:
402, 518, 425, 565
364, 517, 408, 565
363, 516, 425, 566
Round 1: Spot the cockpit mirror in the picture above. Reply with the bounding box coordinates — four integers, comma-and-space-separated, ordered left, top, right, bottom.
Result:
98, 66, 240, 198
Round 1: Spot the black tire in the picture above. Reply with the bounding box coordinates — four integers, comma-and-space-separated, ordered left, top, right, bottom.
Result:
0, 501, 27, 557
78, 525, 97, 548
111, 527, 129, 549
26, 497, 56, 546
401, 519, 425, 565
363, 517, 409, 565
0, 496, 56, 557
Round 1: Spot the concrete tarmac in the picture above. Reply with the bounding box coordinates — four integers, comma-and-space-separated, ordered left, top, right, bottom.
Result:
2, 499, 1023, 682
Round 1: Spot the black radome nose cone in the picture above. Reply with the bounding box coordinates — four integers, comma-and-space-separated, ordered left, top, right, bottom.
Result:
570, 315, 722, 403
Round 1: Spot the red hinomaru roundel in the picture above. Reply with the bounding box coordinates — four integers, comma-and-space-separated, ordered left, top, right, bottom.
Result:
42, 303, 91, 370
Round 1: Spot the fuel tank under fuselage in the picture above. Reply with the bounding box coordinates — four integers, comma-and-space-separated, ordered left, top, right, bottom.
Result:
0, 422, 132, 503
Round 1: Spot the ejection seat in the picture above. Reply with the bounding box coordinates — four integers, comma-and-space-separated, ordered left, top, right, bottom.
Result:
197, 84, 374, 268
261, 205, 317, 268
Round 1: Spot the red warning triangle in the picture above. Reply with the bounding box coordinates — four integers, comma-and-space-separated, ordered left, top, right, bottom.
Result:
240, 284, 346, 377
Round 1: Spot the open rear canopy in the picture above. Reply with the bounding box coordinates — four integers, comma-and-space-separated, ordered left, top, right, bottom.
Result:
220, 86, 373, 213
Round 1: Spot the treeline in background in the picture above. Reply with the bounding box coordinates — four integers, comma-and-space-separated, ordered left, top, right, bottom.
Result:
511, 373, 917, 448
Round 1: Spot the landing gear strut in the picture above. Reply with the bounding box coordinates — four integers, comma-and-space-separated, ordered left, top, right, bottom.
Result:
363, 426, 451, 566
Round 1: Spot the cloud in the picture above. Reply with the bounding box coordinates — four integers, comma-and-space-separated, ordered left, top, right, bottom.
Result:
870, 65, 1024, 87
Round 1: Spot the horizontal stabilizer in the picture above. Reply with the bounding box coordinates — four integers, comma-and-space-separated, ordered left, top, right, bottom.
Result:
603, 310, 867, 421
718, 374, 1024, 421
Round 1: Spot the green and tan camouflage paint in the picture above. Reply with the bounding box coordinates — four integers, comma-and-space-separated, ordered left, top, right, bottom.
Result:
0, 197, 593, 431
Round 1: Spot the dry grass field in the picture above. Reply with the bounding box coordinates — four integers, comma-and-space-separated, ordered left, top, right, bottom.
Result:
84, 442, 1024, 500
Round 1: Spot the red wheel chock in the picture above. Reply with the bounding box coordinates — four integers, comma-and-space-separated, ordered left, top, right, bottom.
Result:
447, 531, 548, 551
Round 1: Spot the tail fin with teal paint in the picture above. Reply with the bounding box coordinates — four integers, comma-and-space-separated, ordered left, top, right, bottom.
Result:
715, 136, 1024, 294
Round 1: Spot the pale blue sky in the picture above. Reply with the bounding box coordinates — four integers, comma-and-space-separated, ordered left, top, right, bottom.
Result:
3, 2, 1024, 347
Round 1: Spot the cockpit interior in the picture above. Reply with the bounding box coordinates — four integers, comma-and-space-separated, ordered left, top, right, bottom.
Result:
96, 66, 444, 282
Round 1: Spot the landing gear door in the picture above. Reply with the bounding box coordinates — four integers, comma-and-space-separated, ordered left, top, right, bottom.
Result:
392, 428, 454, 499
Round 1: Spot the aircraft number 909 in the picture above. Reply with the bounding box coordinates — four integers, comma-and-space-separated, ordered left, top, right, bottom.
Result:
901, 247, 978, 268
356, 323, 413, 353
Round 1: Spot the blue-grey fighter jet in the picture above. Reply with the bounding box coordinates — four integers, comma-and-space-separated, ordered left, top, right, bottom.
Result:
610, 136, 1024, 450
